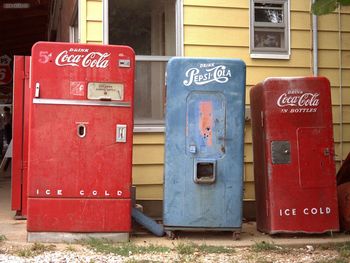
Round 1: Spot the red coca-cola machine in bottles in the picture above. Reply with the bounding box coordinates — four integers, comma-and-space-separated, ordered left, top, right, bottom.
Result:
27, 42, 134, 242
250, 77, 339, 234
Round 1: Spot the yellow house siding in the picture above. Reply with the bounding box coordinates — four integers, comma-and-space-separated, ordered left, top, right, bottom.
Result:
79, 0, 103, 44
318, 7, 350, 161
132, 133, 164, 200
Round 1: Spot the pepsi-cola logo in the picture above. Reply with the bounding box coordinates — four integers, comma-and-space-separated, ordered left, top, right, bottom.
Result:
55, 50, 110, 68
183, 65, 232, 86
277, 92, 320, 107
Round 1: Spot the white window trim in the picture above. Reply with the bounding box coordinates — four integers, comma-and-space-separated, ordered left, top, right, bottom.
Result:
249, 0, 291, 60
102, 0, 183, 132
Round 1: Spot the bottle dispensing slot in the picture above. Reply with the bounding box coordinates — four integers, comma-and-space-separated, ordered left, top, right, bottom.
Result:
194, 160, 216, 184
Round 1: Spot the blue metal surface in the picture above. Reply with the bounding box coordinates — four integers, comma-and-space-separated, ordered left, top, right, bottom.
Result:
164, 58, 246, 229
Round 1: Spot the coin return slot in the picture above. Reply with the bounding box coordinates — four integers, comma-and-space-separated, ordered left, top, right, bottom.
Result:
194, 161, 216, 184
77, 124, 86, 138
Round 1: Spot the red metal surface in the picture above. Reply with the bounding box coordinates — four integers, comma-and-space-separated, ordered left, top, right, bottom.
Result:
11, 56, 30, 218
11, 56, 25, 213
27, 199, 131, 232
27, 42, 134, 232
250, 77, 339, 234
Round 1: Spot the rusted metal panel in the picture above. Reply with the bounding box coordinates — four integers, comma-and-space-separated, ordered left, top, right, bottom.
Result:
164, 58, 246, 232
27, 42, 134, 234
250, 77, 339, 234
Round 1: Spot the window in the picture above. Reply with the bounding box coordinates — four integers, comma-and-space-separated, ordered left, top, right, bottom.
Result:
107, 0, 181, 129
250, 0, 290, 59
69, 1, 79, 43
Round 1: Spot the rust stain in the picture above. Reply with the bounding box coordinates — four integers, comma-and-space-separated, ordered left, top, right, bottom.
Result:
199, 101, 213, 146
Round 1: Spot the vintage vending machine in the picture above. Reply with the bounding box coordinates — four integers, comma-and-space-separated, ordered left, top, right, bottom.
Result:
164, 58, 246, 238
250, 77, 339, 234
12, 56, 31, 219
27, 42, 134, 242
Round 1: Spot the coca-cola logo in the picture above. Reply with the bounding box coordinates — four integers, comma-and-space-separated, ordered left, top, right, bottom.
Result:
55, 50, 110, 68
183, 65, 232, 86
277, 92, 320, 108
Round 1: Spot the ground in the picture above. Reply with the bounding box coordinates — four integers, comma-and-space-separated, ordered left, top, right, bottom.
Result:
1, 172, 350, 262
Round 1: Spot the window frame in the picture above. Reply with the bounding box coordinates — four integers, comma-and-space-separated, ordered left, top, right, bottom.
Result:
69, 1, 79, 43
103, 0, 183, 132
250, 0, 290, 59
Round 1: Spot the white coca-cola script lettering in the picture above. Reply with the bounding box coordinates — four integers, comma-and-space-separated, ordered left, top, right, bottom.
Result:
277, 92, 320, 107
55, 50, 110, 68
183, 65, 231, 86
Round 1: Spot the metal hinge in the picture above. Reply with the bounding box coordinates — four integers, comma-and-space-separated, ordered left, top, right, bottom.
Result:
260, 111, 264, 127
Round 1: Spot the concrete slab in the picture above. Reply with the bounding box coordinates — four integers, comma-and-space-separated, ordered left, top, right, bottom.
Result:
27, 232, 129, 243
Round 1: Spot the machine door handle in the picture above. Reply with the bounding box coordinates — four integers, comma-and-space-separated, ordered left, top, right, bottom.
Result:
77, 124, 87, 138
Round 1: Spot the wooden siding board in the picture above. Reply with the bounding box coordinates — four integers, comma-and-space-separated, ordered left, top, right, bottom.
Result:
319, 68, 350, 87
331, 87, 350, 106
184, 27, 311, 49
184, 46, 311, 68
291, 30, 311, 49
86, 1, 103, 21
291, 12, 311, 30
333, 105, 350, 124
318, 32, 340, 50
244, 182, 255, 200
246, 67, 312, 86
133, 145, 164, 164
244, 163, 254, 182
133, 133, 165, 145
342, 51, 350, 68
184, 0, 310, 12
184, 6, 248, 28
319, 50, 340, 69
80, 0, 87, 43
184, 26, 248, 47
133, 165, 163, 185
335, 143, 350, 160
184, 0, 248, 9
244, 143, 253, 163
86, 21, 103, 42
135, 185, 163, 200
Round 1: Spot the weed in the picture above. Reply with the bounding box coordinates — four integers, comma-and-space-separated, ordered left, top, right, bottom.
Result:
251, 241, 280, 252
174, 242, 196, 255
174, 241, 235, 255
197, 244, 235, 254
334, 242, 350, 258
83, 238, 170, 256
315, 257, 348, 263
65, 244, 77, 252
0, 235, 6, 242
124, 260, 162, 263
16, 243, 56, 258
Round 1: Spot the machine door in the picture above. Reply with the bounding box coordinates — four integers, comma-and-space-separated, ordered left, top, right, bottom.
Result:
297, 127, 335, 189
186, 92, 226, 184
186, 91, 226, 159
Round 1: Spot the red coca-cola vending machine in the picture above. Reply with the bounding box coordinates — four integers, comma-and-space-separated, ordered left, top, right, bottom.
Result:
250, 77, 339, 234
12, 56, 31, 219
27, 42, 134, 242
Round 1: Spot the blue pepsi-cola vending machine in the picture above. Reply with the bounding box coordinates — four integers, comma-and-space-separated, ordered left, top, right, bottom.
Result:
164, 58, 246, 239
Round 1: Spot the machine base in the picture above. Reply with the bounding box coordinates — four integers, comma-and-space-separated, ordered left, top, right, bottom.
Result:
27, 232, 129, 243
